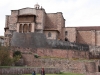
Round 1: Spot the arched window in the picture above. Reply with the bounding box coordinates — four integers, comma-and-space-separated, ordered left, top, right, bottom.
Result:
23, 24, 28, 33
48, 32, 51, 37
29, 24, 32, 32
19, 24, 23, 33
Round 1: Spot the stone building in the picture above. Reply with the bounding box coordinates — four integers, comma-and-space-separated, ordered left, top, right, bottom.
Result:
4, 4, 100, 47
4, 4, 100, 75
4, 4, 65, 46
65, 27, 100, 46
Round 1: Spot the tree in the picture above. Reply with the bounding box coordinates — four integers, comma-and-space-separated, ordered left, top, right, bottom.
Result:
0, 49, 12, 66
0, 44, 22, 66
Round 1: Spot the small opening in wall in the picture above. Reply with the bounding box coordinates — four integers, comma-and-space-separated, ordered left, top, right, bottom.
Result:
65, 31, 68, 35
98, 66, 100, 72
48, 32, 51, 37
65, 38, 69, 41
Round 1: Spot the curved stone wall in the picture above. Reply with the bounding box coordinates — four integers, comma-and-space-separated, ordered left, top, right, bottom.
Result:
11, 32, 49, 48
11, 32, 89, 51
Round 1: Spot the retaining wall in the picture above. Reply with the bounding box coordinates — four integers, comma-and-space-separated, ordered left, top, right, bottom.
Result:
0, 67, 60, 74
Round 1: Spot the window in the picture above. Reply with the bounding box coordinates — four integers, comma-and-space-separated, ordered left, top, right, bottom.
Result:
48, 32, 51, 37
65, 31, 68, 35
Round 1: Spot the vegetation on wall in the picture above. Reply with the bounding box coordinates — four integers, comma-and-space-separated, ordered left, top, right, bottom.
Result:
0, 44, 22, 66
13, 50, 22, 64
34, 54, 40, 58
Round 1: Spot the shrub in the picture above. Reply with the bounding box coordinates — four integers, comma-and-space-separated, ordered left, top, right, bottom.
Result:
0, 48, 13, 66
13, 51, 21, 57
34, 54, 40, 58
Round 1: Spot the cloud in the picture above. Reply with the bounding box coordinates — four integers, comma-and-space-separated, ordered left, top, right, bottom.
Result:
65, 0, 100, 27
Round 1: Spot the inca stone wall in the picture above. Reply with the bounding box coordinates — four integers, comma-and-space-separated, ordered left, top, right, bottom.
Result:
11, 32, 89, 51
9, 58, 100, 75
12, 47, 89, 60
11, 32, 49, 48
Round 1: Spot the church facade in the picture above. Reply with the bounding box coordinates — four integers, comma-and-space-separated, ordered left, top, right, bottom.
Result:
4, 4, 100, 47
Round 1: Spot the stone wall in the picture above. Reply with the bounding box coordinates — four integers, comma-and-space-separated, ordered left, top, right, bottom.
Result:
76, 30, 100, 46
11, 32, 49, 48
12, 47, 89, 60
19, 8, 36, 15
0, 67, 60, 74
11, 32, 89, 50
8, 58, 100, 75
1, 60, 100, 75
95, 31, 100, 46
64, 27, 100, 46
26, 58, 87, 74
77, 31, 92, 45
44, 31, 58, 40
64, 27, 76, 42
47, 39, 89, 51
89, 46, 100, 59
10, 47, 100, 75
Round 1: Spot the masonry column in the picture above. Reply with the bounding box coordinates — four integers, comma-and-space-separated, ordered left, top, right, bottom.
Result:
17, 23, 19, 32
31, 22, 35, 32
91, 30, 96, 46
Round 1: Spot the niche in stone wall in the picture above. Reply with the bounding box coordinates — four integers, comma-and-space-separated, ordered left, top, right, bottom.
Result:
19, 24, 23, 33
48, 32, 51, 37
65, 31, 68, 35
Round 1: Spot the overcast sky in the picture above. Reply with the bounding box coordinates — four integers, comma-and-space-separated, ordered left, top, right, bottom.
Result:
0, 0, 100, 35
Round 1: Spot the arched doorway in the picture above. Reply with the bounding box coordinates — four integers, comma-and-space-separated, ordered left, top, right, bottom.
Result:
23, 24, 28, 33
29, 24, 32, 32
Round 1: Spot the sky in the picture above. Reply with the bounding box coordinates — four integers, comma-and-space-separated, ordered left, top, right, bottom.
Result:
0, 0, 100, 35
